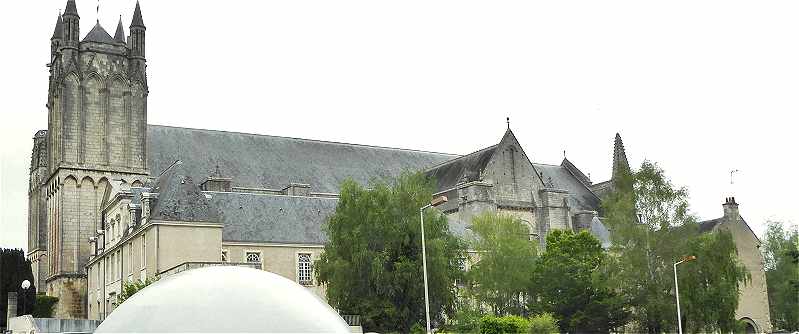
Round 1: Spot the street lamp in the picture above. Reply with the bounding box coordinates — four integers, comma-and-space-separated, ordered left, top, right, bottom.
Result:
420, 195, 448, 334
20, 279, 31, 315
673, 255, 696, 334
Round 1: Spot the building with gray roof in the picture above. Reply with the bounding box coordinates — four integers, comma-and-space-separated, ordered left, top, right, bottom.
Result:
26, 1, 769, 330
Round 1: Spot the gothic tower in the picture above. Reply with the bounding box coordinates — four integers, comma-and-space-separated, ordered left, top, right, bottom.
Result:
30, 0, 149, 318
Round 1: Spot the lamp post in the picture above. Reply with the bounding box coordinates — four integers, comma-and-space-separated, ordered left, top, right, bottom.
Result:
420, 195, 448, 334
673, 255, 696, 334
20, 279, 31, 315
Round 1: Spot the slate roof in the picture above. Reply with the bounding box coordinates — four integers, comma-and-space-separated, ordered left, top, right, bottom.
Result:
589, 217, 612, 248
561, 158, 592, 186
147, 125, 457, 194
148, 162, 220, 223
534, 163, 601, 212
699, 218, 722, 233
131, 1, 145, 28
82, 22, 116, 44
51, 14, 63, 40
114, 18, 126, 44
64, 0, 78, 16
424, 145, 497, 192
209, 192, 337, 244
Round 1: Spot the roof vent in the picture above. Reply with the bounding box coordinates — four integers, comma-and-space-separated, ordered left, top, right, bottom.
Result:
200, 165, 232, 192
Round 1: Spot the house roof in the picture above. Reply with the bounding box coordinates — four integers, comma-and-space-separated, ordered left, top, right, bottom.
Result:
698, 216, 761, 243
148, 162, 220, 223
423, 145, 497, 192
533, 163, 601, 212
82, 22, 116, 44
114, 18, 126, 44
131, 1, 145, 28
146, 125, 458, 194
209, 192, 337, 244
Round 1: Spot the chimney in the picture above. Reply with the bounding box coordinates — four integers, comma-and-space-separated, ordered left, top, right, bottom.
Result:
141, 192, 158, 222
723, 197, 739, 221
283, 183, 310, 196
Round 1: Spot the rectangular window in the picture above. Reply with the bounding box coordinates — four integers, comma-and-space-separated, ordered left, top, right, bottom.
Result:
297, 253, 312, 286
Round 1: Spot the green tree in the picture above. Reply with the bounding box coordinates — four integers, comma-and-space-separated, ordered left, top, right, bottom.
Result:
468, 212, 536, 316
679, 231, 750, 332
1, 248, 37, 327
531, 230, 629, 333
528, 313, 559, 334
602, 160, 749, 333
762, 221, 799, 330
315, 172, 465, 333
117, 277, 158, 305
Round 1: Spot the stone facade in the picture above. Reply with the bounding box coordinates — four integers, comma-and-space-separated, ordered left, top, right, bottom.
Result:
28, 0, 148, 318
700, 198, 772, 333
27, 1, 771, 329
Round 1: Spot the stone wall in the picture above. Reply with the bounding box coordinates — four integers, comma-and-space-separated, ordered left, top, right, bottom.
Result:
47, 276, 87, 319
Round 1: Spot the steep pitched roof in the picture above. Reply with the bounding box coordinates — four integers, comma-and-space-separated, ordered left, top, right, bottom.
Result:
64, 0, 78, 16
149, 162, 220, 223
561, 158, 592, 186
131, 1, 145, 28
612, 133, 630, 179
424, 145, 497, 192
534, 163, 601, 211
113, 17, 126, 44
146, 125, 457, 194
210, 192, 336, 244
51, 14, 63, 40
699, 217, 722, 233
82, 22, 116, 44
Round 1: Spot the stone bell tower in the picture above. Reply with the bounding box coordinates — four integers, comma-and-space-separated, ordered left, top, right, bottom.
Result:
31, 0, 149, 318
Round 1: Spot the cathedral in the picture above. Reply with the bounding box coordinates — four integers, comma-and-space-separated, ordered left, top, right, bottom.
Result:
27, 1, 770, 332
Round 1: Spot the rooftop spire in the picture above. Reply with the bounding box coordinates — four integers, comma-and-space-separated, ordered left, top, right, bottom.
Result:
64, 0, 78, 17
130, 1, 145, 28
51, 13, 64, 40
114, 15, 126, 44
611, 133, 630, 179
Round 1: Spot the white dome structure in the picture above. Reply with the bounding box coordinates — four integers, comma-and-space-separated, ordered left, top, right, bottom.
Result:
95, 266, 351, 333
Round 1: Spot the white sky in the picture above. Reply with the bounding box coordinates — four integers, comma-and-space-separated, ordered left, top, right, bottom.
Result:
1, 0, 797, 251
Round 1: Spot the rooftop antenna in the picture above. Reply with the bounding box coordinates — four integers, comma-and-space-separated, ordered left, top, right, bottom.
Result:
506, 117, 510, 129
96, 0, 100, 23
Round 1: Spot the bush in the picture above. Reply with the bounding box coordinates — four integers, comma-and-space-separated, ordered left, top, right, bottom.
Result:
410, 322, 425, 334
32, 295, 58, 318
443, 305, 482, 333
528, 313, 559, 334
480, 315, 530, 334
117, 277, 158, 304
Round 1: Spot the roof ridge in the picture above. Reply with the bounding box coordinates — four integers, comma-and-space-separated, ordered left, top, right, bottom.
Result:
532, 162, 563, 167
205, 191, 339, 200
147, 124, 459, 157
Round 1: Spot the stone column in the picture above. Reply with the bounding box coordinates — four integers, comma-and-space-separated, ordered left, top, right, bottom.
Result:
6, 291, 18, 326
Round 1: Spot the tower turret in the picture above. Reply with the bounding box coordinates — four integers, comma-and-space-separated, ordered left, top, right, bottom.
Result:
611, 133, 630, 179
50, 14, 63, 56
129, 1, 145, 58
113, 16, 126, 45
62, 0, 79, 47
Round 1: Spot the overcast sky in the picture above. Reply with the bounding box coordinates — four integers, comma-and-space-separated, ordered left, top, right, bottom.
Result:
1, 0, 797, 251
